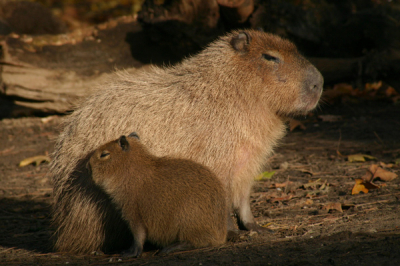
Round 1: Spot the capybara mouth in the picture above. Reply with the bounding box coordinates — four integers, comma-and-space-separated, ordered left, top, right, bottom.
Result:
303, 89, 323, 111
299, 64, 324, 112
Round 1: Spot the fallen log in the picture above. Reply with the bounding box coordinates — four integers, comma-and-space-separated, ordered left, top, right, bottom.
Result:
0, 16, 143, 114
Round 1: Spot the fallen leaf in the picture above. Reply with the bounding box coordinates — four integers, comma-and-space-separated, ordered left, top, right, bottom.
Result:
336, 150, 346, 158
19, 155, 51, 167
262, 222, 274, 228
305, 199, 314, 205
322, 202, 343, 213
379, 162, 394, 168
392, 95, 400, 103
254, 171, 275, 181
289, 119, 306, 131
361, 170, 374, 182
385, 86, 398, 97
396, 158, 400, 165
365, 81, 382, 91
347, 154, 376, 162
271, 195, 293, 202
318, 115, 342, 122
367, 164, 397, 182
351, 179, 379, 195
279, 161, 289, 170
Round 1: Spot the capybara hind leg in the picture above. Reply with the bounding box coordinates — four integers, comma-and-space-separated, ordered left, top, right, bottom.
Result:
227, 212, 240, 240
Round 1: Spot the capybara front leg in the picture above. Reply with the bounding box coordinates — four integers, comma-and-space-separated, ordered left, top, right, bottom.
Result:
123, 223, 146, 257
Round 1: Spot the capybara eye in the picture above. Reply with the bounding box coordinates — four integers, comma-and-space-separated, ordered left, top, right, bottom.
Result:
262, 53, 280, 63
100, 150, 110, 159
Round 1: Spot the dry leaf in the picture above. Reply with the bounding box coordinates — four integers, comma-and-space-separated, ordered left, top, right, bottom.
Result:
361, 170, 374, 182
322, 202, 343, 213
254, 171, 275, 181
262, 222, 273, 228
351, 179, 379, 195
318, 115, 342, 122
367, 164, 397, 182
271, 195, 293, 202
289, 119, 306, 131
392, 95, 400, 103
379, 162, 394, 168
19, 155, 51, 167
365, 81, 382, 91
347, 154, 376, 162
385, 86, 398, 97
336, 150, 346, 157
305, 199, 314, 205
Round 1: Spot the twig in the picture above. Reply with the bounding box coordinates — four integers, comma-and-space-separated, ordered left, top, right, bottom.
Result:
373, 131, 385, 147
284, 175, 290, 193
0, 146, 15, 155
355, 199, 390, 207
0, 247, 16, 254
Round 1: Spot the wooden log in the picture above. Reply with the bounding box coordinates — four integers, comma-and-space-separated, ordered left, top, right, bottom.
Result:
0, 16, 142, 114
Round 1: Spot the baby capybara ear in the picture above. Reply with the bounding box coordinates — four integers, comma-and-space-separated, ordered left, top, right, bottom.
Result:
128, 132, 140, 140
230, 31, 251, 52
118, 136, 130, 151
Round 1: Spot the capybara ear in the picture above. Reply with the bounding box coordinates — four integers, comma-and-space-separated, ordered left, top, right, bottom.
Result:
230, 31, 251, 52
128, 132, 140, 140
118, 136, 130, 151
86, 161, 91, 174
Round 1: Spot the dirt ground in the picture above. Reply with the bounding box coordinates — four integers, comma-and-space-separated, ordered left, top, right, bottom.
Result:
0, 96, 400, 265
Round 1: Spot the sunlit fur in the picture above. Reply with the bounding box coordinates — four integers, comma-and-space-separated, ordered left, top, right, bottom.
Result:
50, 29, 323, 253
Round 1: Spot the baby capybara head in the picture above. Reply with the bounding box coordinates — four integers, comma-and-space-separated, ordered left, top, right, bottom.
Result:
88, 132, 142, 186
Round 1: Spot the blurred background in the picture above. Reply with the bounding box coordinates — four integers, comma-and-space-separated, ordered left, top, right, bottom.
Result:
0, 0, 399, 116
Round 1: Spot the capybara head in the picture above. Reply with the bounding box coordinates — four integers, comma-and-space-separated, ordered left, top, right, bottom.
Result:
89, 132, 142, 186
226, 30, 323, 115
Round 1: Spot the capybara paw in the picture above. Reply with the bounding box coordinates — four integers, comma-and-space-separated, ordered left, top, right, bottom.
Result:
122, 245, 143, 258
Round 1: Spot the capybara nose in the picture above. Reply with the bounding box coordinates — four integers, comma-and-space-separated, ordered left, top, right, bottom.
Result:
305, 65, 324, 94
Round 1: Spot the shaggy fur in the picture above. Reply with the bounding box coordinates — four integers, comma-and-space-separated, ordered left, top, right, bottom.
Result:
51, 29, 323, 253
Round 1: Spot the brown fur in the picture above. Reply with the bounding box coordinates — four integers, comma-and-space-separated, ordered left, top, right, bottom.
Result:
51, 29, 323, 253
88, 134, 227, 256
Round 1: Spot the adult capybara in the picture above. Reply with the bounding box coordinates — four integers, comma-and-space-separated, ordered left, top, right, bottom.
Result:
51, 29, 323, 253
88, 133, 227, 257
